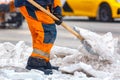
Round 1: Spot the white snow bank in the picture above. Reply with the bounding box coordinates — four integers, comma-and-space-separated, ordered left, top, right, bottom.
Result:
0, 28, 120, 80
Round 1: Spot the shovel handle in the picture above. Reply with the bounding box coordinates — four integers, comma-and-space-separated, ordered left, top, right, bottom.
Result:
27, 0, 84, 41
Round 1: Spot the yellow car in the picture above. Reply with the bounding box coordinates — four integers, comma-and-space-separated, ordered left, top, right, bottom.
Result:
62, 0, 120, 22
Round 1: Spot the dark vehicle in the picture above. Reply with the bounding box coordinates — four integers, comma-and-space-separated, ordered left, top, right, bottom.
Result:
0, 0, 24, 29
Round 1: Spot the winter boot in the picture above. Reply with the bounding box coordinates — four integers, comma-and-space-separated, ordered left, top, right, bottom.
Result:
26, 57, 53, 75
46, 62, 59, 70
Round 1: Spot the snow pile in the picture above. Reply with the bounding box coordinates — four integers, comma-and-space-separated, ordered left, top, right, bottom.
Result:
74, 27, 119, 62
0, 28, 120, 80
0, 41, 32, 68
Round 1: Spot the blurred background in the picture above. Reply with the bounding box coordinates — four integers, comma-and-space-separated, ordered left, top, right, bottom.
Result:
0, 0, 120, 49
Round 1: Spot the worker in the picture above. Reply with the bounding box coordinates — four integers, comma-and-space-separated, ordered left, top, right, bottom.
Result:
14, 0, 62, 75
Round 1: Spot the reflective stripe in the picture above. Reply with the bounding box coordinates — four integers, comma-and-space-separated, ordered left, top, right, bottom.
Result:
33, 48, 50, 58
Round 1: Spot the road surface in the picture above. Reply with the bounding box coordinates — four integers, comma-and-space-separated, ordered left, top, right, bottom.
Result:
0, 17, 120, 49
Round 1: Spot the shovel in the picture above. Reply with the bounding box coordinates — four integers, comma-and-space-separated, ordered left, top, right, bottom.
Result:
27, 0, 96, 55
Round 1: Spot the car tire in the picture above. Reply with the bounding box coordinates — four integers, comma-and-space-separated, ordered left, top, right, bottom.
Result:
0, 23, 6, 29
98, 4, 113, 22
13, 12, 24, 29
6, 12, 24, 29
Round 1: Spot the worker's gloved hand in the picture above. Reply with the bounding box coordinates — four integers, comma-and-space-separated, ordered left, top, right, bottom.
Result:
53, 6, 63, 25
53, 13, 63, 25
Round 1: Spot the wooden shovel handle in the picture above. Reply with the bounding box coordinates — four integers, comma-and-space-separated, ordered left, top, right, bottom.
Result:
27, 0, 84, 41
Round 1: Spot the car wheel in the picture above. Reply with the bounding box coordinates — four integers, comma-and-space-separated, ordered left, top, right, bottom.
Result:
98, 4, 113, 22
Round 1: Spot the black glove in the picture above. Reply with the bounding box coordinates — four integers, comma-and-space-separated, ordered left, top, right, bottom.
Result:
54, 13, 63, 25
53, 6, 63, 25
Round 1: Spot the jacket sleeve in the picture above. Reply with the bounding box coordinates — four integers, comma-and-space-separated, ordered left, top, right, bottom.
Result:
53, 0, 62, 15
14, 0, 26, 7
53, 0, 61, 8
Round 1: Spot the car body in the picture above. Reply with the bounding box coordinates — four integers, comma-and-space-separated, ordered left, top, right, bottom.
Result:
62, 0, 120, 22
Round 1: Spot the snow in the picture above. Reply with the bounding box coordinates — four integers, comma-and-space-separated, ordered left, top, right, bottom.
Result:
0, 27, 120, 80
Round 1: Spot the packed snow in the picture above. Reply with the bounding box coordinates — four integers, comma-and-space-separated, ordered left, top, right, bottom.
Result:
0, 27, 120, 80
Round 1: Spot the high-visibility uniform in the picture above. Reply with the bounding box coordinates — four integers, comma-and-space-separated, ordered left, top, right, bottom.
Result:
15, 0, 61, 62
